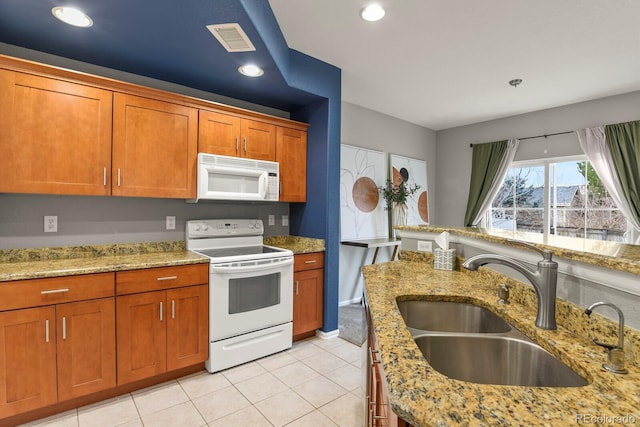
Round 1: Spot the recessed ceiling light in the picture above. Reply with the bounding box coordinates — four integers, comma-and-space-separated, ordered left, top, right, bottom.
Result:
238, 64, 264, 77
52, 6, 93, 28
360, 4, 386, 22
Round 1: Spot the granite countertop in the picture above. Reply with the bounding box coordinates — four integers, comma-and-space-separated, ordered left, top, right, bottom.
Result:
0, 241, 208, 282
264, 235, 325, 254
397, 225, 640, 276
362, 254, 640, 427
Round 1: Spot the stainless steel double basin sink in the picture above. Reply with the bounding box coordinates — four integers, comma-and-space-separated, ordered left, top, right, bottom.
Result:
397, 300, 589, 387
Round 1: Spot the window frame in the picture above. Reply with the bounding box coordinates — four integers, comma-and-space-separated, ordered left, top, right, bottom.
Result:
483, 155, 632, 243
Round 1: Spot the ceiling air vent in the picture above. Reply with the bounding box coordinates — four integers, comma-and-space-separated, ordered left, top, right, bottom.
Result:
206, 23, 256, 52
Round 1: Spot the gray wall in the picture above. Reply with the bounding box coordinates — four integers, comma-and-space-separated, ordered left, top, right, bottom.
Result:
434, 90, 640, 226
339, 102, 436, 304
0, 194, 290, 249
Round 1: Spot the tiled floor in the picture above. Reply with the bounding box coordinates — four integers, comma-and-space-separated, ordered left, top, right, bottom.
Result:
20, 336, 364, 427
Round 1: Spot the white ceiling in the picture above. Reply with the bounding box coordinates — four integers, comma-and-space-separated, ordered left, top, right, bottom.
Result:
269, 0, 640, 131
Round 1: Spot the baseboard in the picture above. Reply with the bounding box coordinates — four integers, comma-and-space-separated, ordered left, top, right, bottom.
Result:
339, 297, 362, 306
315, 329, 340, 339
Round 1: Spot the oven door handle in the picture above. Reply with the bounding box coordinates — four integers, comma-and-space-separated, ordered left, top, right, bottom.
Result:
210, 257, 293, 273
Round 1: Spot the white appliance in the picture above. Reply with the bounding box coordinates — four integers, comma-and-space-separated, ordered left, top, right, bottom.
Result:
186, 219, 293, 372
188, 153, 280, 202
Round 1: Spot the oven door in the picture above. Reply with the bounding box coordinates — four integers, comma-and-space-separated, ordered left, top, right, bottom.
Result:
209, 256, 293, 340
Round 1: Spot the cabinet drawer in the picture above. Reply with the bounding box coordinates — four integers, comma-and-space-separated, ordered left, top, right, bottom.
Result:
294, 252, 324, 272
0, 273, 115, 311
116, 264, 209, 295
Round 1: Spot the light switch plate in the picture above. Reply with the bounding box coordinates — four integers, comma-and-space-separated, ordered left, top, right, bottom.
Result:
282, 215, 289, 226
268, 215, 275, 226
44, 216, 58, 233
166, 216, 176, 230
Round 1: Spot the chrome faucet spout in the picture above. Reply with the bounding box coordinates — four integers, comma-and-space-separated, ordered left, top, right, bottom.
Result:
584, 301, 628, 374
462, 250, 558, 330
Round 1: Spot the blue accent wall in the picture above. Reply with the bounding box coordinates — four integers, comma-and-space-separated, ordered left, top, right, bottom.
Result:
240, 3, 342, 333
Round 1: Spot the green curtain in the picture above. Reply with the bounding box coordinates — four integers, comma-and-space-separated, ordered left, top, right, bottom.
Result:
464, 140, 509, 227
604, 120, 640, 229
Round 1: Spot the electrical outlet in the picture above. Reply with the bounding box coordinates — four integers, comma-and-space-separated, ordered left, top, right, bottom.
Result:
268, 215, 275, 226
417, 240, 432, 252
44, 216, 58, 233
282, 215, 289, 226
166, 216, 176, 230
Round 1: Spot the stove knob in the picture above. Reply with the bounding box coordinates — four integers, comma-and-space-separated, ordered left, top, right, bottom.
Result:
201, 224, 209, 231
254, 221, 262, 230
192, 223, 201, 231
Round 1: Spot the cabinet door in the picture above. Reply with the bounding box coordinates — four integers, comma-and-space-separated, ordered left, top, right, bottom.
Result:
112, 93, 198, 198
57, 298, 116, 401
116, 291, 166, 385
241, 120, 276, 161
276, 127, 307, 202
0, 69, 112, 196
293, 268, 324, 336
0, 307, 57, 417
198, 110, 241, 157
166, 285, 208, 371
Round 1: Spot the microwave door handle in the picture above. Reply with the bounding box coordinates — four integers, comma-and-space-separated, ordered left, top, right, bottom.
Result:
211, 258, 293, 274
259, 172, 268, 198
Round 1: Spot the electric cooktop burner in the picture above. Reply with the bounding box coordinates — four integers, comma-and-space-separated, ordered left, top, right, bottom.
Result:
194, 245, 286, 259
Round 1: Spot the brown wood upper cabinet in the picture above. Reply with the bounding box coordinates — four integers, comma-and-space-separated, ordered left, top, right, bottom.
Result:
199, 110, 276, 161
113, 93, 198, 199
276, 127, 307, 202
0, 69, 113, 196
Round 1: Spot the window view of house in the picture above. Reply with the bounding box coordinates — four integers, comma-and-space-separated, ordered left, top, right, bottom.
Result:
489, 158, 628, 242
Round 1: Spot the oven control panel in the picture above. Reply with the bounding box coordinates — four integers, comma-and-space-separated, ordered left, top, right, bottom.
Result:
186, 219, 263, 238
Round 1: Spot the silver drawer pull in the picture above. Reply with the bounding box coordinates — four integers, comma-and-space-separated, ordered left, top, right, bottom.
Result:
41, 288, 69, 295
62, 317, 67, 340
45, 319, 50, 343
156, 276, 177, 281
304, 260, 317, 264
160, 302, 163, 321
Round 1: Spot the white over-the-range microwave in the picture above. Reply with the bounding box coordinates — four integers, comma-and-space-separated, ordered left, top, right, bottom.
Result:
188, 153, 279, 202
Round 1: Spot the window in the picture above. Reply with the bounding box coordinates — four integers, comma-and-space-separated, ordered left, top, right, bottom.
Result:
487, 157, 629, 243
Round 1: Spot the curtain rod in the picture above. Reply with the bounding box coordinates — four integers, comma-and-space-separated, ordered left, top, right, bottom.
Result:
469, 131, 574, 147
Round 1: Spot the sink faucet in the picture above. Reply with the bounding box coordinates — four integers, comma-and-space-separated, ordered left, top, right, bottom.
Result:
584, 302, 628, 374
462, 241, 558, 330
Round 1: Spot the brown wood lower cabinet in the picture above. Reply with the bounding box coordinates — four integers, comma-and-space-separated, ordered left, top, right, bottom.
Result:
115, 265, 208, 385
293, 252, 324, 341
364, 295, 415, 427
116, 284, 208, 385
0, 298, 116, 418
0, 264, 208, 425
56, 298, 116, 401
0, 306, 58, 417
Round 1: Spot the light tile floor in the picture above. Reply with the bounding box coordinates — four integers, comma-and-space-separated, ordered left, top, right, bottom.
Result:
20, 336, 364, 427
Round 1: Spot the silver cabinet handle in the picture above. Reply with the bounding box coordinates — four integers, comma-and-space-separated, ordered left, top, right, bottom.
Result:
41, 288, 69, 295
235, 136, 239, 152
117, 168, 121, 187
103, 167, 107, 186
304, 260, 317, 264
160, 302, 163, 321
62, 317, 67, 340
295, 280, 299, 295
45, 319, 50, 343
244, 137, 247, 153
156, 276, 177, 281
171, 300, 175, 319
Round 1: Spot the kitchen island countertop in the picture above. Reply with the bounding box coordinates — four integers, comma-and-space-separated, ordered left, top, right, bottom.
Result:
362, 253, 640, 427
